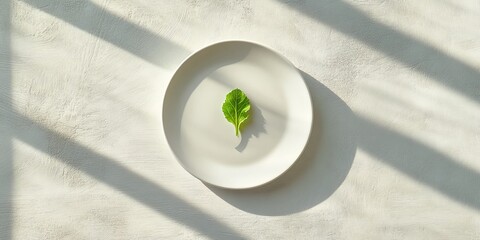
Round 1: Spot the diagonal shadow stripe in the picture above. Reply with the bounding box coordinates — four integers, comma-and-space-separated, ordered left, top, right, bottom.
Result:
356, 115, 480, 211
12, 113, 246, 240
21, 0, 189, 69
279, 0, 480, 104
16, 0, 480, 223
0, 0, 12, 239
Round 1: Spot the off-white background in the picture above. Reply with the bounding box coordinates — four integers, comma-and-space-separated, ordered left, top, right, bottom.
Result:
1, 0, 480, 239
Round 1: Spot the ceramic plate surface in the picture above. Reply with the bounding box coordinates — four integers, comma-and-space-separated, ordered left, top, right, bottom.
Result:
163, 41, 312, 189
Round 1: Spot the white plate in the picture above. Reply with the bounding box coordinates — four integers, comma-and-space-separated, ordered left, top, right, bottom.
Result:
163, 41, 312, 189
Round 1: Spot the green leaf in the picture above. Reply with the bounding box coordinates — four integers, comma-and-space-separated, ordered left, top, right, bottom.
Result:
222, 88, 251, 137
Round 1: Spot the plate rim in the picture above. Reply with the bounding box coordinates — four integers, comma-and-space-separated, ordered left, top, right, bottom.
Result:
162, 40, 313, 189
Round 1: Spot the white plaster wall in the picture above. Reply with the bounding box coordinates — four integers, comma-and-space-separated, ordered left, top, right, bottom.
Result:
1, 0, 479, 239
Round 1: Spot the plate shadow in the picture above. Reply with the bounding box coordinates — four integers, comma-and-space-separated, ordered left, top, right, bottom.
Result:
207, 71, 356, 215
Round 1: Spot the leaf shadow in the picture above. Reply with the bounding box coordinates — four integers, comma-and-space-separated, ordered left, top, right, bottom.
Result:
236, 104, 267, 152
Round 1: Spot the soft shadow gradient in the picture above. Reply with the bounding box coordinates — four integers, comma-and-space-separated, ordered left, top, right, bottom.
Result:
277, 0, 480, 211
21, 0, 189, 69
278, 0, 480, 104
15, 0, 480, 221
208, 71, 356, 215
11, 113, 246, 240
0, 0, 12, 239
355, 115, 480, 211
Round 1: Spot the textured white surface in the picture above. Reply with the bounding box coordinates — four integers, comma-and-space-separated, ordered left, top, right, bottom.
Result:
1, 0, 480, 239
